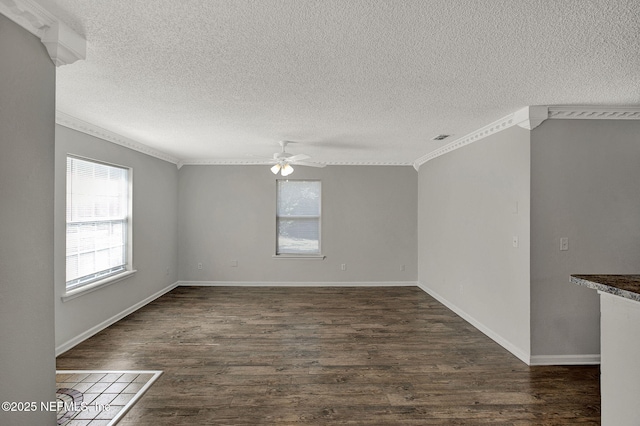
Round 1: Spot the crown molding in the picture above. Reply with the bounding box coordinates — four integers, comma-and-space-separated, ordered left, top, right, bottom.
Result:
176, 159, 413, 169
547, 106, 640, 120
52, 104, 640, 171
41, 20, 86, 66
413, 105, 640, 170
325, 161, 413, 166
0, 0, 85, 66
176, 159, 270, 169
0, 0, 52, 35
56, 111, 181, 165
56, 112, 414, 170
512, 105, 549, 130
413, 106, 545, 170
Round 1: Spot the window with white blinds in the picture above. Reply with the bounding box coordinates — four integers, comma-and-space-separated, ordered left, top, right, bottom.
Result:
276, 180, 321, 255
66, 156, 131, 290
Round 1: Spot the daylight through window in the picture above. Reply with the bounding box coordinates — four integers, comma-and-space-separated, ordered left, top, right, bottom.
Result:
276, 180, 321, 255
66, 156, 131, 290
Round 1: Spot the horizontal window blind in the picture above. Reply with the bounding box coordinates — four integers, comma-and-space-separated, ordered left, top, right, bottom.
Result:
277, 180, 321, 254
66, 157, 129, 289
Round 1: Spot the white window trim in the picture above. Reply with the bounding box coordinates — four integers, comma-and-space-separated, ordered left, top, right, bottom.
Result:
275, 179, 323, 257
272, 254, 326, 260
63, 154, 134, 301
62, 269, 137, 302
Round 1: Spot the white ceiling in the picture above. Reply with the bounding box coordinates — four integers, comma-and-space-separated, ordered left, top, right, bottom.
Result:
44, 0, 640, 165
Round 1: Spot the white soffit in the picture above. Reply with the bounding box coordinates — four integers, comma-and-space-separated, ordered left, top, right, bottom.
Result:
0, 0, 85, 66
413, 106, 640, 170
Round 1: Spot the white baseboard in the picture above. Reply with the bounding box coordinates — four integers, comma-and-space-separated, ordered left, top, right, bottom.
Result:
417, 281, 532, 365
56, 280, 598, 367
55, 281, 179, 356
529, 354, 600, 366
178, 281, 418, 287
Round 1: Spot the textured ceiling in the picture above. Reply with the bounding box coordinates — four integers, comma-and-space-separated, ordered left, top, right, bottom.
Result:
45, 0, 640, 165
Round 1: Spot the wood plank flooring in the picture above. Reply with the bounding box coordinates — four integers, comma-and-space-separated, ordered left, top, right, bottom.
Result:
56, 287, 600, 425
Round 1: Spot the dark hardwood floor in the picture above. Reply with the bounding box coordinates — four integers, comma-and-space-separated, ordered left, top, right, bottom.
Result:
56, 286, 600, 425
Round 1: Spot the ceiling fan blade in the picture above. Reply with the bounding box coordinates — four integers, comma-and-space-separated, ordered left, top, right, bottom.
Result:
294, 161, 326, 168
248, 154, 279, 164
287, 153, 310, 162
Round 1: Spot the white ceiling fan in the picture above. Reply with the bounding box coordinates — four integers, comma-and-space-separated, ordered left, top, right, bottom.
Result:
259, 141, 326, 176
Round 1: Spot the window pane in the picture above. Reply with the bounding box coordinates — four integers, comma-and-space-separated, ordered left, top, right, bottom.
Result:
68, 157, 128, 222
66, 156, 129, 288
277, 180, 321, 217
66, 220, 127, 284
276, 180, 321, 254
277, 218, 320, 254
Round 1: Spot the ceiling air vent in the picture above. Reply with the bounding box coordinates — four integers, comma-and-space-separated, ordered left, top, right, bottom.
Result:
432, 134, 451, 141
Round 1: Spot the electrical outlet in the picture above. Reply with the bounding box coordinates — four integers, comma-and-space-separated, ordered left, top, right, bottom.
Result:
560, 237, 569, 251
341, 263, 347, 271
512, 236, 519, 248
197, 262, 203, 270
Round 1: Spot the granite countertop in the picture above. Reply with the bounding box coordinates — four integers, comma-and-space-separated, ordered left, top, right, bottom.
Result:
571, 275, 640, 302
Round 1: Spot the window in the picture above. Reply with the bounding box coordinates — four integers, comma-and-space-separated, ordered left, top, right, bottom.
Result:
66, 156, 132, 292
276, 180, 321, 255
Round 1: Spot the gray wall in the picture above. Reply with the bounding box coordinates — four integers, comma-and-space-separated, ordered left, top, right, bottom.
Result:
417, 125, 531, 359
54, 125, 179, 351
178, 165, 417, 283
530, 119, 640, 357
0, 15, 57, 425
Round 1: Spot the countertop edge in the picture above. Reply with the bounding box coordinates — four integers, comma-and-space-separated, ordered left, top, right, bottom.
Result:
571, 276, 640, 303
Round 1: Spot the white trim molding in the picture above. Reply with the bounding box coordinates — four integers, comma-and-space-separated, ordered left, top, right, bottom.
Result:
512, 105, 549, 130
529, 354, 600, 366
416, 281, 602, 366
413, 106, 547, 170
324, 161, 413, 166
56, 111, 181, 165
413, 105, 640, 170
55, 281, 412, 353
0, 0, 52, 36
55, 281, 179, 356
177, 159, 282, 169
548, 106, 640, 120
272, 254, 326, 260
178, 281, 417, 287
0, 0, 86, 66
177, 160, 413, 169
417, 281, 531, 365
62, 269, 137, 302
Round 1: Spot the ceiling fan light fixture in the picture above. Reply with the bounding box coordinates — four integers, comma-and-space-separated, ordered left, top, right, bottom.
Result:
281, 164, 294, 176
261, 141, 323, 175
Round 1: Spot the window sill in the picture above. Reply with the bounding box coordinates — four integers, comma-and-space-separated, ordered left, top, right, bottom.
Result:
62, 269, 137, 302
272, 254, 326, 260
